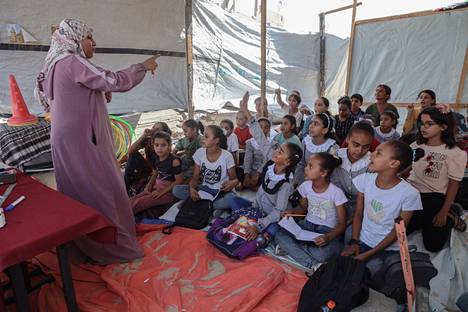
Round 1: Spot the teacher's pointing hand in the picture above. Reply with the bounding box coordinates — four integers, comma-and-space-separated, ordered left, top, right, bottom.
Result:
143, 55, 159, 74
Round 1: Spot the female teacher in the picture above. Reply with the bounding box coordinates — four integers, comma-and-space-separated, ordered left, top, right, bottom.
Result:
35, 18, 157, 264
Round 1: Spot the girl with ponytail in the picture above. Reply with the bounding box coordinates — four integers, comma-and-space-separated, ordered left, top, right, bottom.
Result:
227, 92, 303, 242
275, 152, 347, 270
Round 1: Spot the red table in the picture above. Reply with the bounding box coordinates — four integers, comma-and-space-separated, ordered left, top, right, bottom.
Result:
0, 173, 116, 312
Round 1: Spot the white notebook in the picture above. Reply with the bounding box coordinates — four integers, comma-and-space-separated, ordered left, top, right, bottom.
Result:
279, 217, 321, 241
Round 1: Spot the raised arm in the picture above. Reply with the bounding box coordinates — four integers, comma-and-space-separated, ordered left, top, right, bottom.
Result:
240, 92, 271, 159
275, 88, 288, 110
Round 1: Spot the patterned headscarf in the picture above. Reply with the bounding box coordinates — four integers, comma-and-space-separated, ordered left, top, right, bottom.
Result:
34, 18, 93, 112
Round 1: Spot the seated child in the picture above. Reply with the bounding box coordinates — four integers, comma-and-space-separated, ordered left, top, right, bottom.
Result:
234, 111, 252, 150
350, 93, 365, 119
341, 141, 422, 276
301, 97, 330, 139
275, 89, 303, 129
124, 122, 171, 195
374, 110, 400, 143
254, 96, 278, 138
407, 107, 467, 252
242, 118, 273, 189
275, 153, 347, 269
295, 113, 339, 185
272, 115, 302, 149
341, 116, 381, 152
130, 132, 183, 214
173, 119, 204, 179
220, 119, 239, 155
334, 96, 357, 146
331, 121, 374, 243
228, 92, 302, 240
172, 125, 238, 210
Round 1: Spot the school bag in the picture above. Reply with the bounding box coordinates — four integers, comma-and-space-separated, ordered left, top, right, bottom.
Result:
297, 256, 370, 312
163, 197, 213, 233
206, 216, 259, 260
371, 218, 438, 306
370, 251, 437, 304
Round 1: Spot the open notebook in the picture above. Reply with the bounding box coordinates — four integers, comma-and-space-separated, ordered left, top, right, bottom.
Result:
279, 217, 321, 241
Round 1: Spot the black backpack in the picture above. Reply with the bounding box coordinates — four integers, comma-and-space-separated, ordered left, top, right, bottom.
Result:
297, 256, 370, 312
163, 197, 213, 234
370, 252, 438, 304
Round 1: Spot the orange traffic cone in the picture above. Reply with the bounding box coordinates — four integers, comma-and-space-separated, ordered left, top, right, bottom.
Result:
7, 75, 38, 126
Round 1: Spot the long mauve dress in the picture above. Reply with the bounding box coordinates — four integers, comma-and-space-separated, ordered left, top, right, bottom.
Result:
42, 54, 146, 263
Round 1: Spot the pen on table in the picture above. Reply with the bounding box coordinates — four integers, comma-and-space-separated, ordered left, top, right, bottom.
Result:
5, 195, 25, 212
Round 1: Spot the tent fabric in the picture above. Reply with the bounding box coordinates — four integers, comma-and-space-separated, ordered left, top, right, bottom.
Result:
347, 9, 468, 104
34, 224, 307, 312
429, 214, 468, 311
193, 0, 325, 111
0, 0, 187, 114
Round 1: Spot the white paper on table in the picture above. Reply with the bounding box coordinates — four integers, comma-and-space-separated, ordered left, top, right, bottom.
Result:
279, 217, 321, 241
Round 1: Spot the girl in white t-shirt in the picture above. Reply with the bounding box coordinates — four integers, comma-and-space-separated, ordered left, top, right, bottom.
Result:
407, 106, 467, 252
220, 119, 239, 155
172, 125, 238, 210
294, 112, 339, 185
342, 141, 422, 276
275, 152, 347, 269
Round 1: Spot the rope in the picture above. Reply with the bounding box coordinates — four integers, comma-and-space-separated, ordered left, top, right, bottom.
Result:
109, 115, 135, 161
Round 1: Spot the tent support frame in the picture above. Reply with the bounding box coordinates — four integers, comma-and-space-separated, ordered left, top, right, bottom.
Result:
455, 45, 468, 112
185, 0, 194, 118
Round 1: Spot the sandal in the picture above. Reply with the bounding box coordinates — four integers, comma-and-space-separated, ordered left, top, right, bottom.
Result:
447, 208, 466, 232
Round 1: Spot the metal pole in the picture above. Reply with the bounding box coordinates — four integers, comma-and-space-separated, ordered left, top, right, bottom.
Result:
260, 0, 267, 105
185, 0, 194, 118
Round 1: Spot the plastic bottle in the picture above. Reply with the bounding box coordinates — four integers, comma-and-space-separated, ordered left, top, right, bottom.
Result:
321, 300, 336, 311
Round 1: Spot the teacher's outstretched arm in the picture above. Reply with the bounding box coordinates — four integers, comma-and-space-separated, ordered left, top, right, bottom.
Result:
71, 55, 159, 93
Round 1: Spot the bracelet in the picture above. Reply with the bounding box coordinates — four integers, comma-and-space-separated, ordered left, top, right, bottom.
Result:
348, 238, 360, 246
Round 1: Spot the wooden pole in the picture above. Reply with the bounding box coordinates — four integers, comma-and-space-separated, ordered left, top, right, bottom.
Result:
455, 44, 468, 112
260, 0, 267, 105
344, 0, 358, 95
319, 2, 361, 97
321, 2, 362, 16
319, 13, 325, 97
185, 0, 194, 118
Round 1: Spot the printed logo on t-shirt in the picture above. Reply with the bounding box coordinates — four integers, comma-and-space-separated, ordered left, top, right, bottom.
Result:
307, 196, 334, 220
368, 199, 385, 223
200, 163, 222, 185
423, 152, 446, 179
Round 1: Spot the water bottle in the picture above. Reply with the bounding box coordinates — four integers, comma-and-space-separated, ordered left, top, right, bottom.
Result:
321, 300, 336, 311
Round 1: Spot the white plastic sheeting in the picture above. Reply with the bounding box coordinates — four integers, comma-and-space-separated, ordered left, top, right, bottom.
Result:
193, 0, 326, 111
347, 9, 468, 104
0, 0, 187, 114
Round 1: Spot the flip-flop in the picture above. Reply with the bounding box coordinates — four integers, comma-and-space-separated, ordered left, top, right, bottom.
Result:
447, 210, 467, 232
